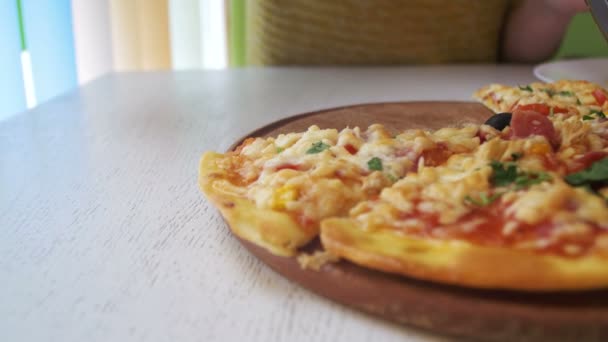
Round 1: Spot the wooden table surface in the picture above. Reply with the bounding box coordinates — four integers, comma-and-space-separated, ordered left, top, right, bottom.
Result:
0, 66, 537, 342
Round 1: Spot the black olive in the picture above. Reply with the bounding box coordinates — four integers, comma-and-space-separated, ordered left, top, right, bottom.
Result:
484, 112, 512, 130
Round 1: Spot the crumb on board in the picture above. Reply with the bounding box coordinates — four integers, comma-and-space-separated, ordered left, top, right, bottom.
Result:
297, 250, 340, 271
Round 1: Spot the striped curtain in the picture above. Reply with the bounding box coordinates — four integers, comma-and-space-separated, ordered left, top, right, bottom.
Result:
1, 0, 231, 121
22, 1, 77, 105
0, 0, 78, 119
169, 0, 228, 69
0, 1, 26, 120
75, 0, 231, 73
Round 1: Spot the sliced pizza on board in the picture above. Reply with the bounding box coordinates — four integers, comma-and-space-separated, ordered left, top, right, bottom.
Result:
200, 80, 608, 291
200, 124, 481, 256
473, 80, 608, 118
321, 133, 608, 291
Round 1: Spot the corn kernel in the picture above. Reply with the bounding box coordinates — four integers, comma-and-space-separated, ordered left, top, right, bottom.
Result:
271, 186, 298, 209
529, 142, 551, 155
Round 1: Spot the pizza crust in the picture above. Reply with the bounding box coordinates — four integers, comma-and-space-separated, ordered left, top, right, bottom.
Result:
200, 152, 315, 256
321, 217, 608, 291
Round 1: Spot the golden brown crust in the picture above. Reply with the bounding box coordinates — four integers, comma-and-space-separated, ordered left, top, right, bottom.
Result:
321, 218, 608, 291
200, 152, 315, 256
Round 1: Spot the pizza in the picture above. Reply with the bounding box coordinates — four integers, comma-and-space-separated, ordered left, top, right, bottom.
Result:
200, 80, 608, 291
474, 79, 608, 118
200, 124, 481, 256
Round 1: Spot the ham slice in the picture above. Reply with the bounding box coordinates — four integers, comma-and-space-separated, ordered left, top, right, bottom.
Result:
511, 109, 559, 148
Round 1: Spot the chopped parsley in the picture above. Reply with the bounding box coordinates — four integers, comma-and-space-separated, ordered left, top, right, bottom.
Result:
565, 158, 608, 202
490, 161, 518, 187
367, 157, 383, 171
386, 174, 398, 183
542, 88, 556, 97
306, 141, 330, 154
576, 98, 582, 105
464, 192, 503, 207
582, 110, 606, 121
490, 160, 552, 189
557, 91, 574, 97
276, 147, 284, 153
514, 171, 551, 189
518, 85, 533, 92
565, 158, 608, 186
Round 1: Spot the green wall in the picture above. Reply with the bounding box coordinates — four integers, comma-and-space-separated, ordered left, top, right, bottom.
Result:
554, 13, 608, 59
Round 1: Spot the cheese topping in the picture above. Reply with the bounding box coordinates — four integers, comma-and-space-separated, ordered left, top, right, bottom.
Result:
204, 80, 608, 260
229, 124, 483, 226
348, 126, 608, 254
473, 80, 608, 117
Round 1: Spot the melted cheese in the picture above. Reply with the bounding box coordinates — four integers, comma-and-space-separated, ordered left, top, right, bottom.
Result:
473, 80, 608, 117
202, 79, 608, 270
237, 124, 484, 225
350, 131, 607, 248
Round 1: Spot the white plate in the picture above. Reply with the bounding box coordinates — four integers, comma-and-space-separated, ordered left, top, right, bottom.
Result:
533, 58, 608, 86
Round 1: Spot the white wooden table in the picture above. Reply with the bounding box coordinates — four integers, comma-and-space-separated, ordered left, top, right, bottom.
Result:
1, 66, 537, 342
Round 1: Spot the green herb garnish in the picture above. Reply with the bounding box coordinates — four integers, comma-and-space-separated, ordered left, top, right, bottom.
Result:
367, 157, 383, 171
576, 97, 582, 105
511, 152, 523, 161
582, 110, 606, 121
565, 158, 608, 186
386, 174, 398, 183
490, 161, 518, 187
542, 88, 556, 97
565, 158, 608, 202
490, 160, 552, 189
519, 85, 533, 92
464, 192, 503, 206
514, 171, 551, 189
557, 91, 574, 97
276, 147, 284, 153
306, 141, 330, 154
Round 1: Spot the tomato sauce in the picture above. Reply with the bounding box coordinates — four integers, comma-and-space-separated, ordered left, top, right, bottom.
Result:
296, 213, 318, 235
593, 89, 607, 105
396, 201, 602, 257
344, 144, 358, 155
540, 153, 564, 173
569, 153, 608, 173
417, 143, 452, 167
276, 163, 301, 171
514, 103, 569, 116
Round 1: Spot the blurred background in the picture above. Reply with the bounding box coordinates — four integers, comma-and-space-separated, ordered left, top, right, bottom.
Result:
1, 0, 607, 122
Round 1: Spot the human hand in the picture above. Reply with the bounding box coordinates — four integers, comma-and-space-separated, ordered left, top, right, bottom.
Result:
543, 0, 588, 16
502, 0, 589, 62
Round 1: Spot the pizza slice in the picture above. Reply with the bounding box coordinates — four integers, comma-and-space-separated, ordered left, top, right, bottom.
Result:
200, 124, 481, 256
321, 133, 608, 291
473, 80, 608, 118
476, 81, 608, 175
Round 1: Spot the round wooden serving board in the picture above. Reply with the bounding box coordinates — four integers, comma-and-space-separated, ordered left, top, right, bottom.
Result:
227, 102, 608, 341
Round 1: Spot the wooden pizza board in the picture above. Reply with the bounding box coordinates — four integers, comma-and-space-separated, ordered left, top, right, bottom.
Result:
227, 102, 608, 341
